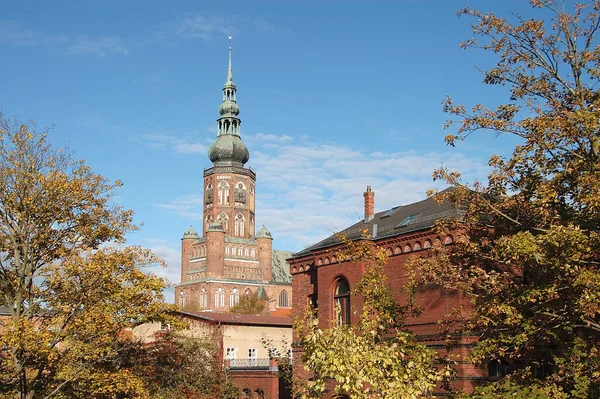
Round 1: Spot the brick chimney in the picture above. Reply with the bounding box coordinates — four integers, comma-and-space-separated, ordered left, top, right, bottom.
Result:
363, 186, 375, 221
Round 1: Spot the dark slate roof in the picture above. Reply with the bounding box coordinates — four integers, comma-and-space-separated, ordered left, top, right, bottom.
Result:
0, 306, 10, 315
179, 311, 292, 327
292, 187, 463, 258
271, 250, 292, 284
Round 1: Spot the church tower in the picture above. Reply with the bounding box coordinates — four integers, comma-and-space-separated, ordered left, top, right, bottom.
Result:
203, 43, 256, 239
174, 41, 292, 315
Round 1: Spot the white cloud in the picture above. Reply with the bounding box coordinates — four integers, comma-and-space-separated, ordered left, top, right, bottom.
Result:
0, 20, 129, 57
143, 134, 208, 154
68, 36, 129, 57
176, 15, 235, 41
150, 132, 489, 251
143, 242, 182, 304
0, 21, 36, 46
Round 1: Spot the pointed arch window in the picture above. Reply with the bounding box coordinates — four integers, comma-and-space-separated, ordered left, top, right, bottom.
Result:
218, 181, 230, 205
235, 182, 247, 204
205, 182, 214, 205
226, 244, 230, 255
215, 288, 225, 308
334, 278, 350, 325
244, 288, 252, 297
234, 213, 245, 237
199, 287, 208, 309
217, 212, 229, 230
230, 288, 240, 307
278, 290, 289, 308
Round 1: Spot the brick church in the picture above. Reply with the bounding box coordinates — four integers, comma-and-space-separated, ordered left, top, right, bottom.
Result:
174, 46, 292, 316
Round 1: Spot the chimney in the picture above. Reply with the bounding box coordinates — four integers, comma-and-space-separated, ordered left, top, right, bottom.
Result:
363, 186, 375, 221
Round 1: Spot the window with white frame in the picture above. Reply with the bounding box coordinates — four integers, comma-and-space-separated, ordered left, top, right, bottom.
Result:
248, 348, 257, 364
226, 347, 237, 360
199, 287, 207, 309
230, 288, 240, 307
218, 181, 230, 205
215, 287, 225, 307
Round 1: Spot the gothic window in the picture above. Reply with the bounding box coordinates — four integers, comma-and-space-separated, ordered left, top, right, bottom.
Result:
234, 213, 245, 237
205, 183, 213, 205
278, 290, 289, 308
444, 235, 454, 245
199, 287, 207, 309
230, 288, 240, 307
226, 245, 230, 255
217, 212, 229, 230
244, 248, 249, 257
334, 277, 350, 326
218, 181, 230, 205
215, 288, 225, 308
235, 182, 247, 204
179, 292, 185, 309
244, 288, 252, 297
250, 249, 255, 258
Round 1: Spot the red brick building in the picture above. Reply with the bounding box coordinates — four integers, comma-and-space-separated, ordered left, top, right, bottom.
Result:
289, 186, 486, 396
174, 45, 292, 317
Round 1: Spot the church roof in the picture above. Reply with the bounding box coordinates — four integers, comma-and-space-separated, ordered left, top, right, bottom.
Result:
272, 250, 292, 284
292, 187, 463, 258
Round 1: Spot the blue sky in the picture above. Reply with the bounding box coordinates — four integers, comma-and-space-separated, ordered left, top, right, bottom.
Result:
1, 0, 536, 302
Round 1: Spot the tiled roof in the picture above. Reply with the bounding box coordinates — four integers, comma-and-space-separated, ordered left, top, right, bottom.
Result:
292, 187, 463, 258
180, 311, 292, 327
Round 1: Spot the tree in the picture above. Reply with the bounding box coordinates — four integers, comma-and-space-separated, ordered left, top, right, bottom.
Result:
295, 235, 444, 399
229, 291, 267, 315
0, 114, 179, 399
134, 330, 239, 399
410, 1, 600, 397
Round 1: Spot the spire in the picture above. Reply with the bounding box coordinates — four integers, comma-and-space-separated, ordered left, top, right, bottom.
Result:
226, 36, 233, 84
207, 37, 250, 167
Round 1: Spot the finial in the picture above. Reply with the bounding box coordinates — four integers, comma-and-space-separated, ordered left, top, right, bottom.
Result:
227, 36, 233, 82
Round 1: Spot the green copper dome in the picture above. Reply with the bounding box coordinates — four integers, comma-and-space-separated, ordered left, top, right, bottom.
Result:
207, 221, 225, 232
256, 225, 272, 239
219, 100, 240, 116
208, 135, 249, 166
182, 225, 199, 239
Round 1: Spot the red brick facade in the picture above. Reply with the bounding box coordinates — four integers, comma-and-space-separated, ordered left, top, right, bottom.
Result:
289, 188, 487, 396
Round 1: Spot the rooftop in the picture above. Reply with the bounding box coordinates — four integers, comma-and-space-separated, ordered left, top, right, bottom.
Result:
292, 187, 463, 258
179, 311, 292, 327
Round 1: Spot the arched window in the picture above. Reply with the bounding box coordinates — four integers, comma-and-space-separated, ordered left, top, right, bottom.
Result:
444, 235, 454, 245
404, 244, 412, 252
235, 182, 247, 204
334, 277, 350, 325
278, 290, 289, 308
255, 388, 265, 399
205, 183, 213, 205
244, 288, 252, 297
215, 288, 225, 308
199, 287, 207, 309
250, 248, 255, 257
225, 244, 230, 255
234, 213, 245, 236
244, 248, 249, 257
230, 288, 240, 307
217, 212, 229, 230
217, 181, 230, 205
